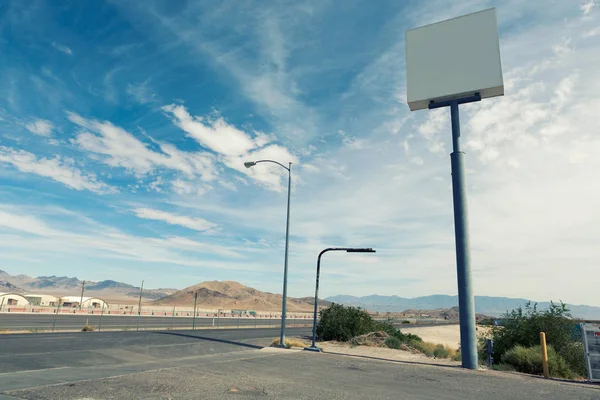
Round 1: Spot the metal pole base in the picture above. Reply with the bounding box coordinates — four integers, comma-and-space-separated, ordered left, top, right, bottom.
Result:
303, 346, 322, 352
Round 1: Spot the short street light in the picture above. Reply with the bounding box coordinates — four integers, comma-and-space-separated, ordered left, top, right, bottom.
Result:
305, 247, 376, 352
244, 159, 292, 348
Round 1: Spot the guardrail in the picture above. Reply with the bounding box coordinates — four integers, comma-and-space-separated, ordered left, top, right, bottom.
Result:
0, 312, 314, 333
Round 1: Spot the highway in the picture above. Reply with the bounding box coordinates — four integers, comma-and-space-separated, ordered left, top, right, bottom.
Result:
0, 313, 312, 331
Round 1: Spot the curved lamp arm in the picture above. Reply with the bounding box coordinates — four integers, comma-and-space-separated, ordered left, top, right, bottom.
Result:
244, 159, 290, 171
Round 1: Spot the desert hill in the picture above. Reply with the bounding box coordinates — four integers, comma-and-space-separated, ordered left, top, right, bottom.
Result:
154, 280, 331, 312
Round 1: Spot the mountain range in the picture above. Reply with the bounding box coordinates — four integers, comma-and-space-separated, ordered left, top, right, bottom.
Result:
0, 270, 176, 300
324, 294, 600, 320
2, 269, 598, 319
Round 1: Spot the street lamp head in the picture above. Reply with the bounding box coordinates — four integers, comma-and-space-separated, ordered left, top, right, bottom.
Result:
346, 248, 376, 253
244, 161, 256, 168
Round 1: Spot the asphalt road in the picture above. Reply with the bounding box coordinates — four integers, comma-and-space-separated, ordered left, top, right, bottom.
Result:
0, 313, 312, 331
1, 328, 598, 400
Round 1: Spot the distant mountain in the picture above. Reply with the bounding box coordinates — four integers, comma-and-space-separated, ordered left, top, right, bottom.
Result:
31, 275, 82, 289
0, 280, 24, 293
88, 280, 136, 290
155, 280, 329, 312
325, 294, 600, 320
0, 270, 173, 301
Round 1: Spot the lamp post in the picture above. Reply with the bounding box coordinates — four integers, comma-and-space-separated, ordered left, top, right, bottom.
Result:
244, 159, 292, 348
305, 247, 376, 352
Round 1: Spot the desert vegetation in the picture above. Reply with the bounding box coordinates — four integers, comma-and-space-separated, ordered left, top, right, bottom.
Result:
316, 303, 460, 360
479, 301, 586, 379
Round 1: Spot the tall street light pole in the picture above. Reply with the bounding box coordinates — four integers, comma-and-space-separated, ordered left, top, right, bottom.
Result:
244, 159, 292, 348
305, 247, 376, 352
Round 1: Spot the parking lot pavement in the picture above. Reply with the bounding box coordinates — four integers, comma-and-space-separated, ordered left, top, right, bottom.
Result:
5, 347, 599, 400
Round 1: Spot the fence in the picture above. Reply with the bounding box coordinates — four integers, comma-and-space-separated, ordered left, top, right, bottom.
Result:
0, 303, 312, 319
0, 313, 313, 333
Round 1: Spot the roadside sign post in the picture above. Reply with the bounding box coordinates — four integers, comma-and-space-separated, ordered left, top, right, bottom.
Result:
136, 280, 144, 331
581, 323, 600, 382
406, 8, 504, 369
98, 302, 105, 332
192, 292, 198, 330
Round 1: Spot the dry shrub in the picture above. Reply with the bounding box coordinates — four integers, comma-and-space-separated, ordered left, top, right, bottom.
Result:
271, 338, 308, 348
351, 331, 389, 347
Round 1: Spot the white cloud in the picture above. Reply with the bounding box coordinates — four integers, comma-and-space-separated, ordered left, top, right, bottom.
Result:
126, 81, 157, 104
68, 112, 216, 181
171, 179, 209, 196
163, 104, 297, 191
132, 207, 217, 232
584, 26, 600, 37
0, 209, 58, 236
51, 42, 72, 55
162, 104, 260, 156
581, 0, 597, 15
0, 147, 114, 194
25, 119, 54, 136
0, 207, 263, 272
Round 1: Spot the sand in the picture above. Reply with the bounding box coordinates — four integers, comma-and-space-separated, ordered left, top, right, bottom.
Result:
319, 342, 460, 366
400, 324, 492, 349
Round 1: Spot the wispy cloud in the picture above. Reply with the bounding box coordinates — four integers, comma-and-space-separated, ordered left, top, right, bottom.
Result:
25, 119, 54, 136
132, 207, 217, 232
0, 147, 114, 194
0, 206, 252, 270
67, 112, 216, 181
51, 42, 72, 55
163, 104, 297, 191
581, 0, 597, 15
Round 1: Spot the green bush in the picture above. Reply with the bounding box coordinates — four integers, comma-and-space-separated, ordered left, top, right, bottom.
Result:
452, 351, 462, 362
478, 318, 495, 326
316, 303, 380, 341
558, 341, 586, 378
384, 336, 402, 350
501, 345, 574, 379
316, 303, 433, 355
391, 330, 423, 344
413, 341, 436, 357
433, 344, 450, 358
491, 302, 576, 364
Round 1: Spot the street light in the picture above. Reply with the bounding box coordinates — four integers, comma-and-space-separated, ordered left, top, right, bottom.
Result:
244, 159, 292, 348
304, 247, 376, 352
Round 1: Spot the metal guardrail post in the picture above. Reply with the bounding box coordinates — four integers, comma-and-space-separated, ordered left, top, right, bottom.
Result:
98, 303, 105, 332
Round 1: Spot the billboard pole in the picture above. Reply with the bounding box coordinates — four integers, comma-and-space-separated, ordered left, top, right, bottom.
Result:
450, 100, 476, 369
429, 93, 481, 369
407, 8, 503, 370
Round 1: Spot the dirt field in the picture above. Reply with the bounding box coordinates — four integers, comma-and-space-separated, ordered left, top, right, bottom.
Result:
400, 324, 491, 349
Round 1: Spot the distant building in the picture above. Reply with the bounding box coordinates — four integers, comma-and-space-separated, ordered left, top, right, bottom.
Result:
25, 294, 60, 306
60, 296, 108, 308
0, 292, 31, 309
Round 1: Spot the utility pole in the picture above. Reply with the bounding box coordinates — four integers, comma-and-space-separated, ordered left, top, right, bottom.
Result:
79, 280, 85, 310
136, 280, 144, 331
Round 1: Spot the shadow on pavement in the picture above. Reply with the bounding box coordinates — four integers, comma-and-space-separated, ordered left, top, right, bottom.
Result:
322, 350, 462, 371
151, 331, 264, 350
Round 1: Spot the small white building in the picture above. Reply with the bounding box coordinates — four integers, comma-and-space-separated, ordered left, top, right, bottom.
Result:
0, 292, 31, 309
60, 296, 108, 308
25, 294, 60, 306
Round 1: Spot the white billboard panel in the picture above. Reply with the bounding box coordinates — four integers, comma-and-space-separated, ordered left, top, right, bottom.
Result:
406, 8, 504, 111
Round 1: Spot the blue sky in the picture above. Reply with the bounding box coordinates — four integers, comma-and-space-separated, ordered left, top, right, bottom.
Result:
0, 1, 599, 305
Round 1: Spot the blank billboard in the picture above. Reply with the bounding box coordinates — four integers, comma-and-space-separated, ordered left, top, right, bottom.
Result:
406, 8, 504, 111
